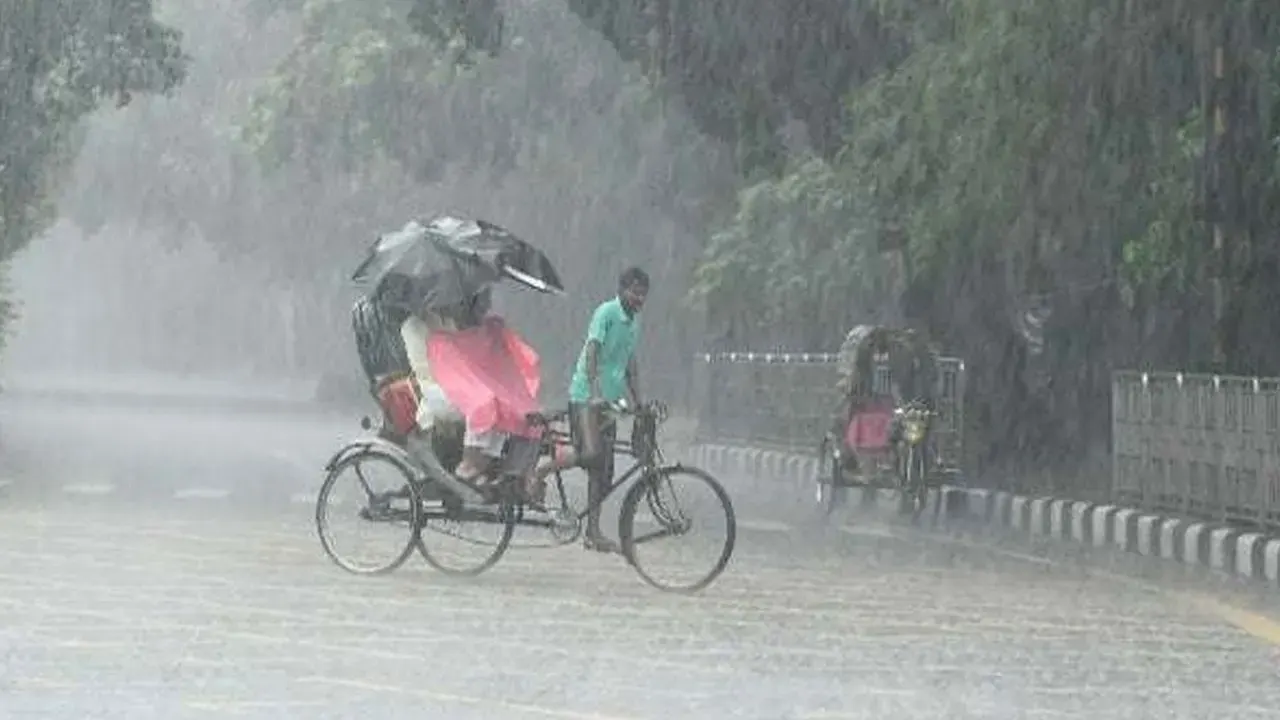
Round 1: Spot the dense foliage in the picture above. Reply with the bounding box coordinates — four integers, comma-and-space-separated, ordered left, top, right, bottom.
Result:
555, 0, 1280, 476
235, 0, 737, 390
0, 0, 188, 341
39, 0, 1280, 480
56, 0, 736, 389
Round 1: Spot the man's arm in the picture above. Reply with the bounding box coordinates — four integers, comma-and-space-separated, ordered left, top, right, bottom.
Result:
582, 303, 612, 402
625, 354, 640, 406
584, 340, 602, 401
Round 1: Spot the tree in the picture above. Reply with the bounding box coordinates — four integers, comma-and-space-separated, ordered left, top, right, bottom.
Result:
54, 0, 737, 391
234, 0, 736, 394
693, 0, 1280, 481
60, 0, 293, 245
554, 0, 907, 178
0, 0, 188, 344
689, 156, 892, 350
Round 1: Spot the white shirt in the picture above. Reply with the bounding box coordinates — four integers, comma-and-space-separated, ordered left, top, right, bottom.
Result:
400, 314, 462, 430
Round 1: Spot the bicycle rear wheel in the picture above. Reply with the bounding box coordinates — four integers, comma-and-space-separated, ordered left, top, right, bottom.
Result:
815, 437, 842, 517
896, 446, 928, 521
618, 465, 736, 594
316, 448, 422, 575
414, 483, 516, 577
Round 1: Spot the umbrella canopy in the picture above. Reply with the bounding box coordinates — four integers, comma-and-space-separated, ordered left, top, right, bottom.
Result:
351, 215, 564, 314
443, 217, 564, 295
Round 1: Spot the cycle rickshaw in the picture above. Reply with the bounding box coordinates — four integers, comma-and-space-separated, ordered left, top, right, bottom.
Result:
815, 325, 959, 520
314, 215, 736, 594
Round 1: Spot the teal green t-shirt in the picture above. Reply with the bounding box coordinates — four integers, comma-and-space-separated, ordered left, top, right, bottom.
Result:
569, 297, 640, 403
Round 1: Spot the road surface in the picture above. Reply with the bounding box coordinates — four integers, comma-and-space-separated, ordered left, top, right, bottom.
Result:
2, 394, 1280, 719
4, 499, 1280, 720
0, 393, 356, 506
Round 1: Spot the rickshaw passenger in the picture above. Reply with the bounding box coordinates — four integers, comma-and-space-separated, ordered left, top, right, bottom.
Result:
400, 290, 507, 481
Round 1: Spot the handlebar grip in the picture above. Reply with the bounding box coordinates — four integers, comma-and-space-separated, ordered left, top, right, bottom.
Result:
601, 399, 669, 422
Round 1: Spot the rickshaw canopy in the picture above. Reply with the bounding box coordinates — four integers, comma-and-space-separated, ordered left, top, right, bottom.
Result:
834, 325, 939, 405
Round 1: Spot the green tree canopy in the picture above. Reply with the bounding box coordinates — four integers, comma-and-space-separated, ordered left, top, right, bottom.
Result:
695, 0, 1280, 477
0, 0, 187, 357
1, 0, 188, 260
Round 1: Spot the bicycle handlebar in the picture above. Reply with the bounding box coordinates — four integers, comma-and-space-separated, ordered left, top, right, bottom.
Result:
524, 399, 669, 428
600, 399, 669, 423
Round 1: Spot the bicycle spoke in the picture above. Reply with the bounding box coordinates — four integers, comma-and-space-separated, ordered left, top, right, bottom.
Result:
628, 527, 677, 545
352, 463, 378, 502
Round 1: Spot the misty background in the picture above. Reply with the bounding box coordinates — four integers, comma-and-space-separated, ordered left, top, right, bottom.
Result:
3, 0, 734, 402
6, 0, 1280, 489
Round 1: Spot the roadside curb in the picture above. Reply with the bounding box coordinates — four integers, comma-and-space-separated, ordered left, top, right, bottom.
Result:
687, 442, 1280, 587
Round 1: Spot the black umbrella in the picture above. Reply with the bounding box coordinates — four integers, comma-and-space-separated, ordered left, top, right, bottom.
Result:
444, 217, 565, 295
351, 215, 564, 314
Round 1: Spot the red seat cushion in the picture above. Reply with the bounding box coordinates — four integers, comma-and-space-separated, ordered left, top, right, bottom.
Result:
844, 398, 895, 451
377, 378, 419, 436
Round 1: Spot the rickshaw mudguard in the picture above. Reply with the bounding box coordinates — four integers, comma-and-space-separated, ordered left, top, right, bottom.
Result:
323, 432, 490, 505
323, 437, 417, 473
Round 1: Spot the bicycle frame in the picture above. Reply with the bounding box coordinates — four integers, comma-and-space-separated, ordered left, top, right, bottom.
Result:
539, 404, 667, 526
328, 428, 490, 506
349, 400, 677, 535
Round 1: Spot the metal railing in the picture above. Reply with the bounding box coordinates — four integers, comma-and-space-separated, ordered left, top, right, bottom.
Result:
690, 357, 1280, 532
1112, 371, 1280, 531
691, 352, 967, 470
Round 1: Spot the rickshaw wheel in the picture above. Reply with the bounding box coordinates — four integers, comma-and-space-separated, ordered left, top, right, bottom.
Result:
815, 437, 843, 516
896, 446, 929, 521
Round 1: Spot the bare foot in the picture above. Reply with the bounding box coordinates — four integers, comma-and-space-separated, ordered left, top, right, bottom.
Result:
455, 447, 496, 483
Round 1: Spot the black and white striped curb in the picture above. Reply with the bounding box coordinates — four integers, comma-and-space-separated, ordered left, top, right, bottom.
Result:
956, 489, 1280, 584
683, 443, 963, 524
687, 443, 1280, 586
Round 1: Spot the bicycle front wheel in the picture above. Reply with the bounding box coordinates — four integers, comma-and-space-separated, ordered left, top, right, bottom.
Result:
618, 465, 736, 594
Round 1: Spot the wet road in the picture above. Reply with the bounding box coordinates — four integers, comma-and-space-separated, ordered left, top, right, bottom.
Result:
3, 497, 1280, 720
2, 395, 1280, 719
0, 394, 359, 506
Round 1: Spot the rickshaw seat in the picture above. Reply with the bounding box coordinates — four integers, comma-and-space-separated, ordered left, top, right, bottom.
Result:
844, 396, 895, 452
376, 376, 420, 436
373, 376, 466, 470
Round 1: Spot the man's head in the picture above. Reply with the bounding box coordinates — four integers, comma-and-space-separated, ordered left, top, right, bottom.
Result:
617, 266, 649, 316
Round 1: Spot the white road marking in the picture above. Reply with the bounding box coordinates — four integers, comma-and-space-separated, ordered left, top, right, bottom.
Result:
173, 488, 230, 501
297, 676, 639, 720
290, 492, 317, 505
838, 524, 897, 539
61, 483, 114, 496
270, 450, 317, 477
737, 519, 793, 533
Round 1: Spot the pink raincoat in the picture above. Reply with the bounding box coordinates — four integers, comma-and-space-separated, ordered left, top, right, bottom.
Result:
425, 315, 542, 439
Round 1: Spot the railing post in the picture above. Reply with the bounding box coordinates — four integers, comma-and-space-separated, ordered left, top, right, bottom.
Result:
690, 353, 711, 445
